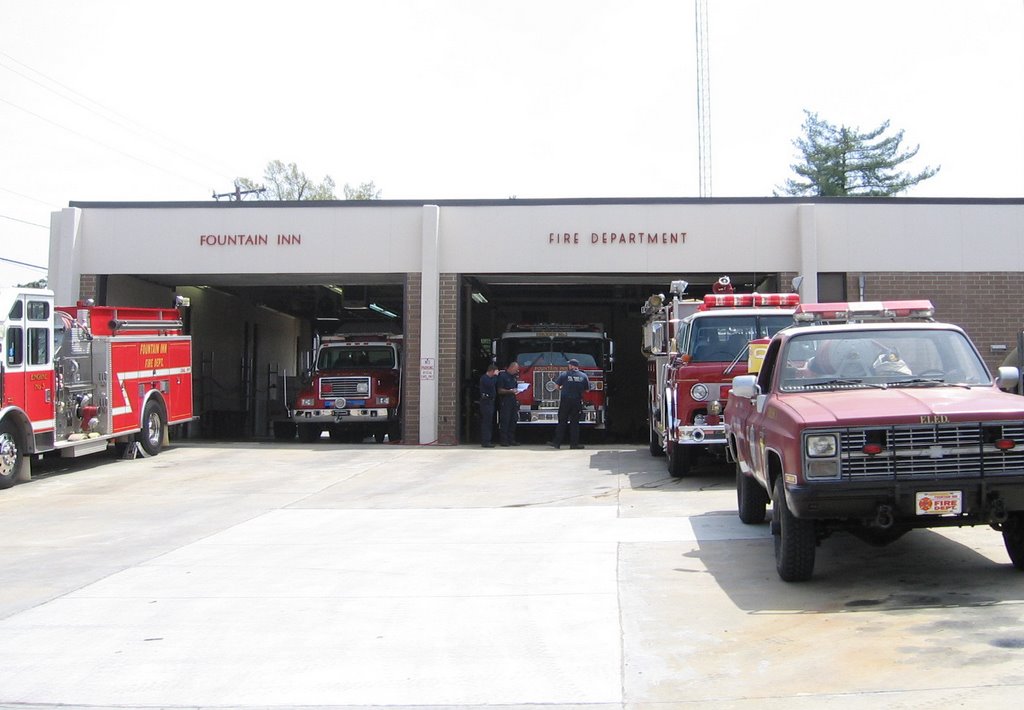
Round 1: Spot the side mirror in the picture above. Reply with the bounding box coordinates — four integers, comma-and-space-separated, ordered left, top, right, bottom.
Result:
997, 366, 1020, 391
731, 374, 759, 399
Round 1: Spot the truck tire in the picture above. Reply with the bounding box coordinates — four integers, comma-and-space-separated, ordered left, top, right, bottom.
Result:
649, 421, 664, 457
667, 442, 693, 478
297, 424, 321, 443
136, 400, 166, 457
1002, 512, 1024, 570
736, 463, 768, 524
772, 476, 816, 581
0, 420, 25, 489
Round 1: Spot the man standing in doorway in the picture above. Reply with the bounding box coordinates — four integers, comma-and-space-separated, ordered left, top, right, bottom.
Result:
496, 361, 521, 447
550, 358, 590, 450
479, 363, 499, 447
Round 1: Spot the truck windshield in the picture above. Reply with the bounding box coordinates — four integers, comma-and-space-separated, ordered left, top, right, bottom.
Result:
688, 315, 792, 363
778, 329, 991, 390
500, 337, 602, 368
318, 346, 395, 369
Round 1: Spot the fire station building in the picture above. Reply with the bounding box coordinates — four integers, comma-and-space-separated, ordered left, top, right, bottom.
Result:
47, 197, 1024, 444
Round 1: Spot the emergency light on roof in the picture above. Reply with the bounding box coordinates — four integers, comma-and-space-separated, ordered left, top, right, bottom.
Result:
701, 293, 801, 309
793, 300, 935, 323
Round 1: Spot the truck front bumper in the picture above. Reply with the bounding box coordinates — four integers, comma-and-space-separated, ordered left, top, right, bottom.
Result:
786, 475, 1024, 523
293, 408, 391, 423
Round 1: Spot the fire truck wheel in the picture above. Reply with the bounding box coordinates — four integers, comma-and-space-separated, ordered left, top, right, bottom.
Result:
0, 420, 25, 489
137, 400, 166, 457
649, 423, 664, 457
772, 476, 816, 582
736, 463, 768, 524
297, 424, 322, 443
374, 430, 386, 443
667, 443, 693, 478
1002, 513, 1024, 570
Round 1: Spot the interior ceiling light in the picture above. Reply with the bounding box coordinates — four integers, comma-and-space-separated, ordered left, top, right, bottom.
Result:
369, 303, 398, 319
471, 292, 488, 304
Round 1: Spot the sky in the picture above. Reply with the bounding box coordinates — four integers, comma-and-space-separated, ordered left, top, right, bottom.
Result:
2, 0, 1023, 287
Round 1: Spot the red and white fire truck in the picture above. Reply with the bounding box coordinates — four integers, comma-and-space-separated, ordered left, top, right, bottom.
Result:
0, 287, 194, 489
642, 277, 799, 477
291, 333, 402, 443
494, 323, 613, 428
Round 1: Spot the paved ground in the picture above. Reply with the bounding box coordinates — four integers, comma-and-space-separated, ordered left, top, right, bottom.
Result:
1, 440, 1024, 709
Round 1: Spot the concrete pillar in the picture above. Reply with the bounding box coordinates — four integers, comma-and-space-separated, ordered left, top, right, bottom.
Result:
418, 205, 441, 444
49, 208, 82, 304
797, 204, 819, 303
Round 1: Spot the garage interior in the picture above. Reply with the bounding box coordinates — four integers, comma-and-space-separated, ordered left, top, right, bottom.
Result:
103, 272, 791, 444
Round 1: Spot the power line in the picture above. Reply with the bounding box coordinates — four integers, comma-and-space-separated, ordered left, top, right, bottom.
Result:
0, 51, 237, 180
0, 185, 59, 207
0, 96, 212, 190
0, 213, 48, 228
0, 255, 47, 271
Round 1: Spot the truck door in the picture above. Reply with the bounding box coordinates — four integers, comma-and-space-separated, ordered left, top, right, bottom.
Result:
744, 339, 781, 479
4, 294, 55, 438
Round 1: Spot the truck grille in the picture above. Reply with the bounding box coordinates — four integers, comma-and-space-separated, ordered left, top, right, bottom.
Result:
838, 422, 1024, 479
320, 376, 371, 399
533, 369, 561, 407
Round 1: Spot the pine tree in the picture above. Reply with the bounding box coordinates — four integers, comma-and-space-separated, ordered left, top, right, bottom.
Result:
780, 111, 939, 196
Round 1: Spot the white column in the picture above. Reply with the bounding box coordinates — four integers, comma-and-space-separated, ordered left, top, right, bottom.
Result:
418, 205, 441, 444
49, 207, 82, 304
797, 204, 819, 303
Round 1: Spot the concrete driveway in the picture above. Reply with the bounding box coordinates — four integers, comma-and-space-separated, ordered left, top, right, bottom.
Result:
1, 441, 1023, 708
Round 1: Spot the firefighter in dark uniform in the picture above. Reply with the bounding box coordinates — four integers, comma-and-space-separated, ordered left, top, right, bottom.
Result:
550, 358, 590, 449
478, 363, 499, 447
496, 361, 521, 446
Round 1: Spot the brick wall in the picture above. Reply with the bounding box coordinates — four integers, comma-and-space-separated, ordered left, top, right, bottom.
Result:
79, 274, 98, 302
437, 274, 459, 445
849, 272, 1024, 371
402, 273, 421, 444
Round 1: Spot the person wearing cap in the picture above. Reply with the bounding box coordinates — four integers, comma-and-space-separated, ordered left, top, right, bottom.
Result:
478, 362, 500, 447
550, 358, 590, 450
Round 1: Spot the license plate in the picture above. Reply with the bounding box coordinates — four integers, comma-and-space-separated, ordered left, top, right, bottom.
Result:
915, 491, 962, 515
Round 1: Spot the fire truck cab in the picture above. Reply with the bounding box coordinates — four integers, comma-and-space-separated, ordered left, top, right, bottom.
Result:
291, 333, 402, 443
642, 277, 798, 477
494, 323, 613, 428
0, 287, 194, 489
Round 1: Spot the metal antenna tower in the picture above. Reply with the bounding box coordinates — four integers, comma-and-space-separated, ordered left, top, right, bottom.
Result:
695, 0, 711, 197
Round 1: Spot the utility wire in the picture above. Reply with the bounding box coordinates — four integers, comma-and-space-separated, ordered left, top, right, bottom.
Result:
0, 213, 48, 228
0, 185, 59, 207
0, 51, 236, 180
0, 96, 212, 191
0, 255, 47, 271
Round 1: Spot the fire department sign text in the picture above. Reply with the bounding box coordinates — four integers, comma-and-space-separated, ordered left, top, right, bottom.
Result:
548, 231, 686, 246
199, 233, 302, 246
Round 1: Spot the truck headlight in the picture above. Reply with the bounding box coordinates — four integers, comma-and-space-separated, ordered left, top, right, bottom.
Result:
806, 434, 837, 458
376, 395, 390, 405
690, 384, 709, 401
298, 397, 315, 407
357, 382, 370, 394
806, 460, 840, 479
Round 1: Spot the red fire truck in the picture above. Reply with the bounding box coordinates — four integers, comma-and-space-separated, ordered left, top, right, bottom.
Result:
0, 287, 194, 489
291, 333, 402, 443
494, 323, 613, 428
642, 277, 798, 477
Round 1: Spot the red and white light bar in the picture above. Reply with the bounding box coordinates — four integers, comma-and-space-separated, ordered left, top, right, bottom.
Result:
794, 300, 935, 323
702, 293, 801, 309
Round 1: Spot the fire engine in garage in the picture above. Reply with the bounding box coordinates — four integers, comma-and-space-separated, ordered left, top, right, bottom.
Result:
291, 333, 402, 443
641, 277, 799, 477
0, 287, 193, 490
494, 323, 613, 429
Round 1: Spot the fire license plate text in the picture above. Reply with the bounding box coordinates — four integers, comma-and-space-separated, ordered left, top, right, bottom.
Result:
915, 491, 962, 516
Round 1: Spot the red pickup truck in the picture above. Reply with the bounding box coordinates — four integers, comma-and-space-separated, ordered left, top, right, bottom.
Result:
726, 300, 1024, 581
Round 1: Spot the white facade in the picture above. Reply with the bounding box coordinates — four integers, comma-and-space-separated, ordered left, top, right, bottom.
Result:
48, 197, 1024, 442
